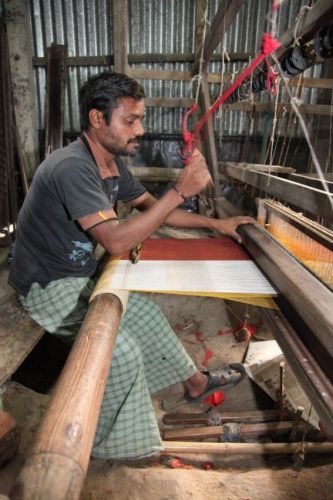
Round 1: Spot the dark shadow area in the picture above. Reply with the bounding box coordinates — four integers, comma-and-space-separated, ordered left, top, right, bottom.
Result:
11, 332, 70, 393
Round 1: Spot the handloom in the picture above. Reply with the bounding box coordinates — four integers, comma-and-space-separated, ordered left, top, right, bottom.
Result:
90, 237, 278, 309
92, 228, 333, 440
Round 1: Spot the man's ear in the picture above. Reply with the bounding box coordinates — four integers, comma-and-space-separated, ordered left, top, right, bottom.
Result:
88, 109, 104, 129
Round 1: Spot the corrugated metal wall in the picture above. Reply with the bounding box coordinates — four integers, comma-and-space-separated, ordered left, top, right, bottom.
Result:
29, 0, 325, 137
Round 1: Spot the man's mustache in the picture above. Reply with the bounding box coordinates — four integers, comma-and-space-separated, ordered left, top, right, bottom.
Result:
127, 137, 141, 144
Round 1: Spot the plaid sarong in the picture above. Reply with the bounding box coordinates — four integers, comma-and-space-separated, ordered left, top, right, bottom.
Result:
22, 278, 197, 459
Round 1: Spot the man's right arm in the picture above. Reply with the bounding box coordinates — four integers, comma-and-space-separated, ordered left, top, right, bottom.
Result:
88, 149, 211, 256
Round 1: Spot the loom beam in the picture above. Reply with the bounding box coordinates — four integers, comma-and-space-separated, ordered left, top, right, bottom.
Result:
238, 224, 333, 435
220, 162, 333, 222
261, 306, 333, 437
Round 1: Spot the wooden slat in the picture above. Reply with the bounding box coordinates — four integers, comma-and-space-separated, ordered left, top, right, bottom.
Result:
139, 70, 333, 90
145, 97, 333, 115
129, 67, 227, 83
129, 68, 333, 89
145, 97, 194, 108
32, 52, 257, 67
289, 77, 333, 90
32, 54, 333, 90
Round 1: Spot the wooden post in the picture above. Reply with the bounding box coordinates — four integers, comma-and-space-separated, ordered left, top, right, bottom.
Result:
193, 1, 219, 204
112, 0, 128, 74
199, 73, 221, 198
44, 44, 67, 156
11, 293, 124, 500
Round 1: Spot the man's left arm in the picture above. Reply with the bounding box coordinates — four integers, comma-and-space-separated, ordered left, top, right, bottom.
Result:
128, 191, 254, 244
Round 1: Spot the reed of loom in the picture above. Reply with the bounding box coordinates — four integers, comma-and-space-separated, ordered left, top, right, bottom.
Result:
259, 200, 333, 289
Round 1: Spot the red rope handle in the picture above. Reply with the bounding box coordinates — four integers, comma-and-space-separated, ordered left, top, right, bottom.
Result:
180, 32, 281, 160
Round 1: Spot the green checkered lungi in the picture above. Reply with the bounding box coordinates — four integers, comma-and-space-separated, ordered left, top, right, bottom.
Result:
21, 277, 197, 459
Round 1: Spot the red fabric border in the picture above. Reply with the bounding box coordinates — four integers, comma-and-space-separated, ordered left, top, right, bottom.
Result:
124, 238, 251, 261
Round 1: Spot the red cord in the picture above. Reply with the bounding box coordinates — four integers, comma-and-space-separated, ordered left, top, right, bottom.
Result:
181, 32, 281, 160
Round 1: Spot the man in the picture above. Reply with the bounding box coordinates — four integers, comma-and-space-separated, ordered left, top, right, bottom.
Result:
9, 71, 253, 461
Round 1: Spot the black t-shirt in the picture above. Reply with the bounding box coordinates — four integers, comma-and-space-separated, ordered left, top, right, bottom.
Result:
9, 139, 146, 296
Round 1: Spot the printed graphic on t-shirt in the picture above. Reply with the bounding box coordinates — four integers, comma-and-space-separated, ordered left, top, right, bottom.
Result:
109, 183, 119, 205
68, 241, 93, 266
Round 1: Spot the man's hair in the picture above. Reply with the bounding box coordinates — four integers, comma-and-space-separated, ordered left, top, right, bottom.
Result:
79, 71, 145, 131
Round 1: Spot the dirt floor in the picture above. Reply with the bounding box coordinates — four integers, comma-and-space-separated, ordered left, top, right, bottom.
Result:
1, 292, 333, 499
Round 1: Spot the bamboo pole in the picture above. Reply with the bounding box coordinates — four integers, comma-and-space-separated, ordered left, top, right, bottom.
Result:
162, 421, 307, 441
163, 409, 290, 426
162, 441, 333, 456
11, 293, 124, 500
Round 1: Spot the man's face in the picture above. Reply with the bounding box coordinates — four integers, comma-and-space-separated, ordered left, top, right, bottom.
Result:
96, 97, 145, 156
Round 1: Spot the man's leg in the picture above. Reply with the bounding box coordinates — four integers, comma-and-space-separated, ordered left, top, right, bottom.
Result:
92, 325, 163, 460
121, 294, 242, 400
21, 280, 164, 459
22, 283, 238, 458
121, 293, 198, 394
21, 277, 93, 341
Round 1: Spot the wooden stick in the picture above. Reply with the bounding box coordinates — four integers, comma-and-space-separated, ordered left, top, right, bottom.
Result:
11, 293, 124, 500
289, 407, 304, 442
163, 409, 291, 426
129, 166, 181, 183
162, 441, 333, 456
278, 361, 286, 420
162, 421, 306, 441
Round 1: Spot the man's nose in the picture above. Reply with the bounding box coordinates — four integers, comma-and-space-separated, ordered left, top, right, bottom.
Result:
135, 121, 144, 137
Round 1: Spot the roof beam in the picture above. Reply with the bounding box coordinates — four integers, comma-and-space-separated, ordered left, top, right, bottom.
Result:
278, 0, 333, 58
192, 0, 246, 75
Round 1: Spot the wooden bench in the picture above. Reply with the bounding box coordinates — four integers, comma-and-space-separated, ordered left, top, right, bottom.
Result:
0, 292, 44, 467
0, 293, 44, 387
